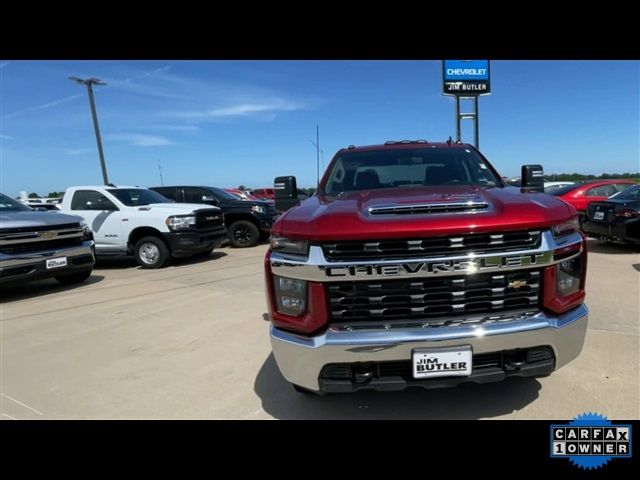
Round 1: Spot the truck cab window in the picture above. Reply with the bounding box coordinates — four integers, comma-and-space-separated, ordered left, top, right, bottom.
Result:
71, 190, 117, 211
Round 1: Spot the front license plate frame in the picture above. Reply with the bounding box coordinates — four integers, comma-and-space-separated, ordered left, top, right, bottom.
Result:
412, 345, 472, 379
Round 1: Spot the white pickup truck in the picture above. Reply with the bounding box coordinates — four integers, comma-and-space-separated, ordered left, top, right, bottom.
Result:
59, 186, 226, 268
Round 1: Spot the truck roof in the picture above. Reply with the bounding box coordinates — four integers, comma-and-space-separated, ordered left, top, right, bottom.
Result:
67, 185, 141, 190
338, 141, 472, 153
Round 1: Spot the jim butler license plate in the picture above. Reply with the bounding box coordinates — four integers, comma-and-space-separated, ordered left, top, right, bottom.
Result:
46, 257, 67, 269
412, 346, 472, 379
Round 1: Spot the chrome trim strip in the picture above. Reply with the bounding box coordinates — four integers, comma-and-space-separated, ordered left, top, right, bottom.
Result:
270, 230, 583, 282
368, 200, 488, 215
0, 227, 84, 245
271, 304, 587, 348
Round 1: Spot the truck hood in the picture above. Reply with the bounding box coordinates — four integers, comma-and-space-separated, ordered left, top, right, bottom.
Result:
140, 203, 223, 214
0, 210, 83, 229
273, 186, 576, 241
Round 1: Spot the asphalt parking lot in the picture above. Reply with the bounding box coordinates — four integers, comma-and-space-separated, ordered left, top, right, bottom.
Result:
1, 239, 638, 420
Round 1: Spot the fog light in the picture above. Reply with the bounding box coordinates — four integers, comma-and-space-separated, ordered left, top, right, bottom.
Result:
557, 256, 582, 296
274, 275, 307, 316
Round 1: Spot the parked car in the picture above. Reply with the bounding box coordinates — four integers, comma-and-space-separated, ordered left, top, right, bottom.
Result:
544, 181, 574, 193
59, 186, 226, 268
549, 180, 636, 223
150, 186, 279, 248
250, 188, 275, 201
0, 192, 95, 285
224, 188, 260, 201
582, 184, 640, 244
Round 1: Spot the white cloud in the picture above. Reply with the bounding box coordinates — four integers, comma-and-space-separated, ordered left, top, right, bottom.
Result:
0, 134, 13, 140
107, 133, 174, 147
3, 94, 82, 119
64, 148, 92, 155
173, 99, 304, 121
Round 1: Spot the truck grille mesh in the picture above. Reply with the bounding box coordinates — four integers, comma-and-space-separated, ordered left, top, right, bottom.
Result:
327, 270, 541, 323
322, 230, 541, 261
194, 209, 225, 230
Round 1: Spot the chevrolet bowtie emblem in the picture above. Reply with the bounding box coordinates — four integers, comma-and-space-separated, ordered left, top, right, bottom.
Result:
508, 280, 527, 289
39, 231, 56, 240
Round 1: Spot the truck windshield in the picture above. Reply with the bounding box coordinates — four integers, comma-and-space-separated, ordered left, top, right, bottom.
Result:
109, 189, 170, 206
323, 147, 500, 195
208, 187, 241, 202
0, 193, 31, 211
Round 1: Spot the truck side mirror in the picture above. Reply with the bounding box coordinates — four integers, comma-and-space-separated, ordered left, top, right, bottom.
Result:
521, 165, 544, 192
274, 176, 300, 212
201, 195, 218, 205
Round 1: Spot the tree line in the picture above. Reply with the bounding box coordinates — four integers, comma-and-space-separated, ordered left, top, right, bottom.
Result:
545, 173, 640, 182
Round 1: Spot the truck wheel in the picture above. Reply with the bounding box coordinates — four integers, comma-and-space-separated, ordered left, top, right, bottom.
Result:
55, 270, 92, 285
228, 220, 259, 248
134, 236, 170, 269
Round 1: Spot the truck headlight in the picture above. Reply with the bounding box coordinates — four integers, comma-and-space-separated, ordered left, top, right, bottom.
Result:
273, 275, 307, 316
552, 218, 579, 237
80, 220, 93, 241
556, 255, 582, 296
251, 205, 267, 214
166, 215, 196, 230
270, 236, 309, 255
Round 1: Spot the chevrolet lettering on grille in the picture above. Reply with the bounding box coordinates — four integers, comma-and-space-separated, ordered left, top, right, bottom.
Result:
323, 252, 552, 278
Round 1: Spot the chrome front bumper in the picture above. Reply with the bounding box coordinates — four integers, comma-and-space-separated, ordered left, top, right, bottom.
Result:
270, 304, 588, 391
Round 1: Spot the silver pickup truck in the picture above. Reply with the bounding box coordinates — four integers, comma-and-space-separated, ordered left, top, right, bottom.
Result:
0, 193, 95, 285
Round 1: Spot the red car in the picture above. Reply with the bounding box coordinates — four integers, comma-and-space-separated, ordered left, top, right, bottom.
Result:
224, 188, 260, 201
550, 180, 636, 221
250, 188, 275, 200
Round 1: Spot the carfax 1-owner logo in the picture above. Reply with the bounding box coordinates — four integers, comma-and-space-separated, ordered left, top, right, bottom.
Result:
550, 413, 632, 469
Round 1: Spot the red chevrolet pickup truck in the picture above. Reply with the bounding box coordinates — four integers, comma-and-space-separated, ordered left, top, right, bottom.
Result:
265, 140, 588, 394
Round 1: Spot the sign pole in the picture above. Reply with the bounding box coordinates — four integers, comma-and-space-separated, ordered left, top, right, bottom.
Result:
455, 96, 462, 143
473, 96, 479, 149
442, 60, 490, 148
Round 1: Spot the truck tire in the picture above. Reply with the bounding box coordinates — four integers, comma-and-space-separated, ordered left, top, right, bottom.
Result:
228, 220, 259, 248
134, 236, 170, 269
55, 270, 92, 285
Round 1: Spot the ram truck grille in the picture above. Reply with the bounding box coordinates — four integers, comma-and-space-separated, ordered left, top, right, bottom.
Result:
322, 230, 541, 261
194, 209, 225, 230
327, 269, 541, 324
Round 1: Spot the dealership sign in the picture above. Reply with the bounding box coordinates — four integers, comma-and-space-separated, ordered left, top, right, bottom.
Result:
443, 60, 491, 96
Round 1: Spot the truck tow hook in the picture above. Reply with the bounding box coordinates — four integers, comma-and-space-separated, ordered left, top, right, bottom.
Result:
354, 367, 374, 383
504, 360, 525, 371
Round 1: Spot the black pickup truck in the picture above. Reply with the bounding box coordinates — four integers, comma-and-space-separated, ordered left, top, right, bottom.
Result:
150, 186, 278, 247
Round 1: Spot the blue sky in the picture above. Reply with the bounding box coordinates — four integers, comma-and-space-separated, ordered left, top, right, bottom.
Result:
1, 60, 638, 197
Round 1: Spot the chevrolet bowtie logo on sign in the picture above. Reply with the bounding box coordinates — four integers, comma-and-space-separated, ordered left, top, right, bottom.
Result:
39, 231, 57, 240
508, 280, 528, 289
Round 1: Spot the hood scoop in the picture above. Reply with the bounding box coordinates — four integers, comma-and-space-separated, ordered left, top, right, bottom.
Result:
368, 196, 489, 216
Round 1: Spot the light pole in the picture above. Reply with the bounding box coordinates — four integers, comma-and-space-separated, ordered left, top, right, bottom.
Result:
69, 77, 109, 185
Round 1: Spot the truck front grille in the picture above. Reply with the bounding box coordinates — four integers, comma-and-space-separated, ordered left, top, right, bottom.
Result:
327, 269, 541, 323
0, 237, 83, 255
194, 210, 225, 230
322, 230, 541, 261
